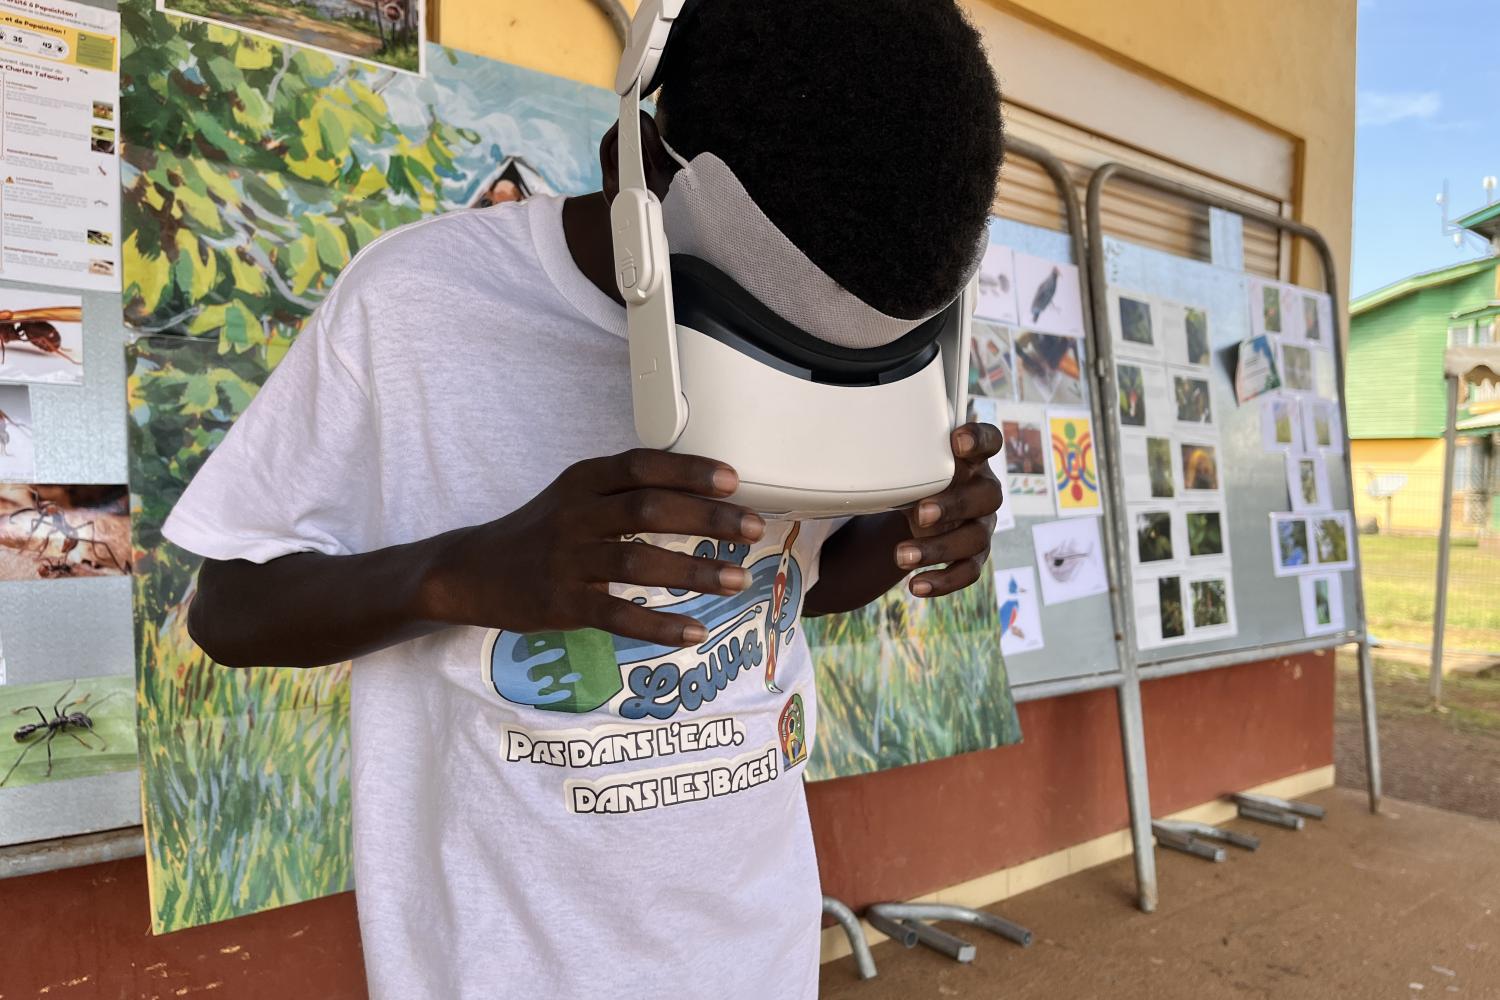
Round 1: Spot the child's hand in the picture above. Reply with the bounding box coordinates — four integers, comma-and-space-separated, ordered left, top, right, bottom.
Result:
894, 422, 1004, 598
420, 449, 765, 647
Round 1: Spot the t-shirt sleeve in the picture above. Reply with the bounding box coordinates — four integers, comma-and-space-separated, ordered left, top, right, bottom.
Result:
161, 282, 381, 564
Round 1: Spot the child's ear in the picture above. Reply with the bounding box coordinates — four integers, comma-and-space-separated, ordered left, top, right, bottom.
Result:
599, 112, 684, 205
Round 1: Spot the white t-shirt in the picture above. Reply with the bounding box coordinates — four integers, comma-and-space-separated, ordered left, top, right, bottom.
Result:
163, 196, 837, 1000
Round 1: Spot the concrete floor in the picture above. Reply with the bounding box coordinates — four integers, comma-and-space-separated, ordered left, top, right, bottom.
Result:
820, 788, 1500, 999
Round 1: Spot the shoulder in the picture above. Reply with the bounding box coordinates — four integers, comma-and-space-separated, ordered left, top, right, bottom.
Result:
336, 200, 543, 300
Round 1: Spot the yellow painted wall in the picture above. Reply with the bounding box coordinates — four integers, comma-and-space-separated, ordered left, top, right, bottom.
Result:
435, 0, 1356, 307
988, 0, 1356, 299
1352, 438, 1449, 533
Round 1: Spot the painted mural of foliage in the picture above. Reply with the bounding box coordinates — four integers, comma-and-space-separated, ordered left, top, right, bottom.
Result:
120, 0, 476, 931
120, 0, 476, 346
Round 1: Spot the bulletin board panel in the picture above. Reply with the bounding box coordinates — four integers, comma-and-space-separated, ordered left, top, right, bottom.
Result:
981, 216, 1123, 690
0, 0, 139, 849
1087, 163, 1368, 673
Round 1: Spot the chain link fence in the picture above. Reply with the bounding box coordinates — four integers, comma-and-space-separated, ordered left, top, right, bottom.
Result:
1356, 453, 1500, 659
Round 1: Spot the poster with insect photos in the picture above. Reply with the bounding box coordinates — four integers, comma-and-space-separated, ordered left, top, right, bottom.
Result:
0, 676, 137, 791
0, 287, 85, 385
0, 484, 131, 579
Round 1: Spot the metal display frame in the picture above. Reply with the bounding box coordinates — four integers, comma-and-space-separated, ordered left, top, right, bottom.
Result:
1085, 163, 1383, 831
1000, 139, 1158, 914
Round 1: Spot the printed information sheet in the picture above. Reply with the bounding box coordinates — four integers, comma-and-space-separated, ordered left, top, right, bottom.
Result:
0, 0, 121, 290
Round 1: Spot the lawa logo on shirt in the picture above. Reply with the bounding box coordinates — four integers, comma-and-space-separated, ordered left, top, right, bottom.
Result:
483, 525, 805, 721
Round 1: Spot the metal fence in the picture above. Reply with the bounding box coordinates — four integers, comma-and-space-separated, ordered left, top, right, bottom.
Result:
1355, 460, 1500, 658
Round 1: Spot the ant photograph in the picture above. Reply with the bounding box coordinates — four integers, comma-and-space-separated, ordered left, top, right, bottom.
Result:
0, 676, 137, 789
0, 485, 131, 579
0, 289, 85, 385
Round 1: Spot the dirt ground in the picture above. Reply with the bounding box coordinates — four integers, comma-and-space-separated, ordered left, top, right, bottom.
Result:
820, 788, 1500, 999
1334, 651, 1500, 821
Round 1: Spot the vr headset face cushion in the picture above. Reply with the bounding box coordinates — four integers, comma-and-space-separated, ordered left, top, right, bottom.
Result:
661, 152, 979, 351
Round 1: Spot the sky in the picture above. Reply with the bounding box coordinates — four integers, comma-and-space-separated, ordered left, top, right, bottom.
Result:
1351, 0, 1500, 299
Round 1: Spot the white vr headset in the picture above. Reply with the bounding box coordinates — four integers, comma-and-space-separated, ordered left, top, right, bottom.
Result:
611, 0, 976, 518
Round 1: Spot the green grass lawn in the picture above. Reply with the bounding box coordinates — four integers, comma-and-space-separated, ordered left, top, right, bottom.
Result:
1359, 534, 1500, 650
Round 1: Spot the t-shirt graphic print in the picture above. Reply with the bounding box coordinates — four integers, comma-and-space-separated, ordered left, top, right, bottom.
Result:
483, 522, 816, 817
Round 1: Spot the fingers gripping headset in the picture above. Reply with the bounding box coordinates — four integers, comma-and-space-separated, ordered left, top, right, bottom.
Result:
611, 0, 977, 518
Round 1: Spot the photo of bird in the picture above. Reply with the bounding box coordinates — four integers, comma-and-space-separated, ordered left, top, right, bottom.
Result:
1030, 266, 1060, 323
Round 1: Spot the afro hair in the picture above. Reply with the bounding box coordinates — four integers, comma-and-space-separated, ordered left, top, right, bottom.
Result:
655, 0, 1004, 319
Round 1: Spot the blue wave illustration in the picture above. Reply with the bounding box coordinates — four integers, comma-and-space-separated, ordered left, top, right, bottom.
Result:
490, 552, 802, 713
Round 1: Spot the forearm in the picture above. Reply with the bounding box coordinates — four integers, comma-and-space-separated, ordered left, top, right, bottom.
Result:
802, 511, 912, 617
188, 530, 460, 669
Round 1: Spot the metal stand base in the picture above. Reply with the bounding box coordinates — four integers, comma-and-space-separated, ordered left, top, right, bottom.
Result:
1152, 819, 1261, 862
1233, 792, 1323, 830
865, 902, 1033, 966
822, 896, 878, 981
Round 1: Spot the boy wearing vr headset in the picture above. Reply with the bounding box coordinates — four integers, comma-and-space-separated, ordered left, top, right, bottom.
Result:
168, 1, 1005, 996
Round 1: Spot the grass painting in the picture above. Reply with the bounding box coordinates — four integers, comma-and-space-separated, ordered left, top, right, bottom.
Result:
121, 1, 618, 933
805, 573, 1020, 781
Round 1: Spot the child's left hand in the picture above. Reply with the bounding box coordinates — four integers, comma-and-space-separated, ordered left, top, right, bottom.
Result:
895, 422, 1004, 598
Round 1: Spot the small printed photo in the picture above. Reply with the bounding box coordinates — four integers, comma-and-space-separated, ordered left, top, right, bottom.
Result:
1262, 395, 1301, 452
1185, 307, 1211, 366
1302, 294, 1323, 343
1311, 406, 1332, 447
1262, 284, 1282, 334
0, 385, 35, 482
1159, 576, 1186, 640
1287, 453, 1332, 513
1282, 343, 1315, 392
1313, 515, 1350, 565
88, 259, 115, 276
1003, 419, 1047, 478
1174, 373, 1213, 425
1147, 437, 1175, 498
974, 243, 1020, 325
1275, 517, 1310, 571
87, 230, 113, 247
0, 485, 131, 579
1014, 332, 1084, 406
1314, 577, 1333, 626
1136, 510, 1175, 564
1191, 578, 1230, 628
92, 100, 115, 121
90, 124, 116, 155
1119, 295, 1155, 347
1186, 510, 1224, 558
1014, 254, 1084, 336
1180, 442, 1219, 492
1298, 458, 1320, 506
0, 288, 84, 385
969, 322, 1016, 400
1118, 363, 1147, 427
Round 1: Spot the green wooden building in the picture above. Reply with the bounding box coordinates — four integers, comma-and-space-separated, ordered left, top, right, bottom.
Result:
1347, 204, 1500, 533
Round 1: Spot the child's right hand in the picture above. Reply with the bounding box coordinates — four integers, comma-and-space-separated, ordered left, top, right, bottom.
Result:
418, 449, 766, 647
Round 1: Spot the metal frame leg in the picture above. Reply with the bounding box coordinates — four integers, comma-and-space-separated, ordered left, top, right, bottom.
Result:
866, 902, 1033, 948
1117, 680, 1159, 912
1356, 639, 1384, 812
1231, 792, 1326, 820
822, 896, 878, 980
901, 920, 976, 963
